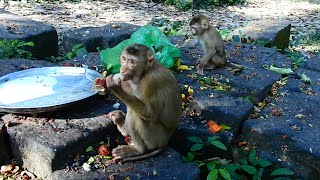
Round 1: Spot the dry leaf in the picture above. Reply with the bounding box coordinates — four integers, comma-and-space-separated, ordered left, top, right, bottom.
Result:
208, 120, 222, 133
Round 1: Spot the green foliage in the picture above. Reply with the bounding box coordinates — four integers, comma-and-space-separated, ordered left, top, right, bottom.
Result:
183, 141, 295, 180
282, 48, 306, 70
99, 25, 182, 74
227, 149, 294, 179
65, 43, 88, 60
165, 0, 192, 11
149, 18, 188, 36
0, 39, 34, 59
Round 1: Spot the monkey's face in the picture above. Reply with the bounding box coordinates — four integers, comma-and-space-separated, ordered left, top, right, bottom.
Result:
120, 54, 145, 80
190, 24, 204, 36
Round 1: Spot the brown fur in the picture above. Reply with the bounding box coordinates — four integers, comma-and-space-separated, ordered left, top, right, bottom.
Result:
190, 14, 226, 74
106, 44, 182, 162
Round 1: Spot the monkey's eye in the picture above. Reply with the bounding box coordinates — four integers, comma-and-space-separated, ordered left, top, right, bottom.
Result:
128, 59, 136, 67
121, 56, 126, 62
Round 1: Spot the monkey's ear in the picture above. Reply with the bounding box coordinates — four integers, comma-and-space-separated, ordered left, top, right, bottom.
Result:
202, 22, 209, 29
147, 55, 154, 66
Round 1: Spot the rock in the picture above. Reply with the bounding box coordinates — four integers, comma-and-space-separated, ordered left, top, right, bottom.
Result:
49, 148, 200, 180
229, 20, 291, 49
62, 23, 140, 53
2, 96, 120, 179
170, 119, 233, 158
305, 55, 320, 72
0, 59, 55, 77
0, 119, 11, 164
0, 10, 58, 59
60, 52, 105, 73
242, 73, 320, 179
178, 42, 289, 103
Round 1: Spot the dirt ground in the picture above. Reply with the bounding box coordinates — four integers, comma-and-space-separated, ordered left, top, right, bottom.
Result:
1, 0, 320, 55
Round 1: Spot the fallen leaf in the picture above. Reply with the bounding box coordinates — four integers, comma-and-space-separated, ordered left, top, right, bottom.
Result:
176, 65, 192, 71
98, 144, 111, 156
208, 120, 222, 133
238, 141, 247, 146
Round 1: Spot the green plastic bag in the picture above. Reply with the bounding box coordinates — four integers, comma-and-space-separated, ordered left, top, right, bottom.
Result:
100, 25, 182, 74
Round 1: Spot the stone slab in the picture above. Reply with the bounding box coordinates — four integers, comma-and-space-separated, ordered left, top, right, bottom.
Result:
62, 23, 140, 53
178, 42, 288, 103
242, 75, 320, 179
0, 10, 58, 58
49, 148, 200, 180
170, 119, 233, 158
229, 19, 291, 49
305, 55, 320, 72
1, 95, 121, 179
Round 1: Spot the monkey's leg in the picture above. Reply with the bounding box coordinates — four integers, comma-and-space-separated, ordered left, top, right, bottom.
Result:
112, 145, 140, 159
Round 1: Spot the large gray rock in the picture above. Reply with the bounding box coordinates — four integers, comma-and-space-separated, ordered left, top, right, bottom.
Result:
49, 148, 200, 180
0, 10, 58, 59
305, 54, 320, 72
0, 59, 55, 77
62, 23, 139, 53
1, 95, 120, 179
229, 20, 291, 49
242, 70, 320, 179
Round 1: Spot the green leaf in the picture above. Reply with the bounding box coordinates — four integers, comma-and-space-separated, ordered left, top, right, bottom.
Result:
207, 169, 219, 180
187, 152, 195, 161
190, 143, 204, 151
182, 155, 191, 163
207, 136, 219, 143
75, 47, 88, 57
188, 136, 204, 144
221, 124, 231, 131
104, 156, 112, 159
210, 141, 227, 151
241, 165, 257, 175
99, 141, 105, 145
152, 170, 157, 176
87, 156, 95, 164
257, 168, 264, 178
225, 163, 240, 173
219, 168, 231, 180
300, 73, 311, 83
72, 43, 83, 52
252, 159, 273, 168
270, 168, 294, 176
269, 65, 293, 75
65, 52, 74, 60
194, 160, 205, 167
248, 149, 256, 164
239, 159, 248, 165
86, 146, 94, 152
207, 162, 216, 171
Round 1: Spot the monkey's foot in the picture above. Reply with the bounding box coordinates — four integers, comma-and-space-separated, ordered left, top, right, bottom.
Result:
112, 145, 140, 159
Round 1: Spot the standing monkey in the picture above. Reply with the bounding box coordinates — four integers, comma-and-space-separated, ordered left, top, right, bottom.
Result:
100, 44, 182, 163
189, 14, 226, 74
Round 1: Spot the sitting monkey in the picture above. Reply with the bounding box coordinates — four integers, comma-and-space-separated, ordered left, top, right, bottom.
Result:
190, 14, 227, 74
100, 44, 182, 163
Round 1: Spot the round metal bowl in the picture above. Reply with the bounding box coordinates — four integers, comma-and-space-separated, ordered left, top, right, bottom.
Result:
0, 67, 102, 114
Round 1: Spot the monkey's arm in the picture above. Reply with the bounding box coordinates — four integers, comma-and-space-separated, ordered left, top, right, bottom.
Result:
111, 87, 152, 120
200, 49, 216, 65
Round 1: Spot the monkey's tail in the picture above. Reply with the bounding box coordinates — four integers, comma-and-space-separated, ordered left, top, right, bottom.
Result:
120, 148, 165, 164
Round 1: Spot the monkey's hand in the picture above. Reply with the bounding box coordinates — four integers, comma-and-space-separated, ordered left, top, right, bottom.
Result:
106, 74, 121, 90
197, 64, 205, 75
